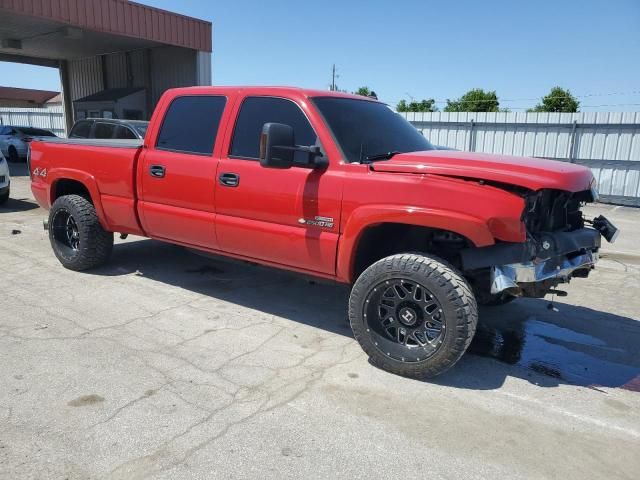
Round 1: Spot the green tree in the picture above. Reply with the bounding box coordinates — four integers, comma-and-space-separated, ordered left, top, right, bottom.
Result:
444, 88, 499, 112
528, 87, 579, 113
397, 98, 438, 112
396, 99, 409, 111
355, 86, 373, 97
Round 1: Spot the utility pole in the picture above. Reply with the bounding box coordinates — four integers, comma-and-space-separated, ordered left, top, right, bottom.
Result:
331, 64, 336, 91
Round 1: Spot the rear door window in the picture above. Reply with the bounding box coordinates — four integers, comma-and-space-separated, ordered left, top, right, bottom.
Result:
156, 96, 227, 155
94, 123, 116, 139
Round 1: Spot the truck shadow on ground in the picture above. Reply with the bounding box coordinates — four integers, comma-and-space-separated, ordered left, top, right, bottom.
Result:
92, 238, 640, 392
0, 196, 40, 213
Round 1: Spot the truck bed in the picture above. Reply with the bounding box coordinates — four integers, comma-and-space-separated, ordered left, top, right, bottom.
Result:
29, 137, 145, 235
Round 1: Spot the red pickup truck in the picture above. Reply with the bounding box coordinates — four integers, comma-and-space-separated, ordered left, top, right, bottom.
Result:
29, 86, 617, 378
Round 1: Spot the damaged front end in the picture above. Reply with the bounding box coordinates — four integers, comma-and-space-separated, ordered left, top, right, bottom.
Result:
462, 187, 618, 298
490, 250, 598, 297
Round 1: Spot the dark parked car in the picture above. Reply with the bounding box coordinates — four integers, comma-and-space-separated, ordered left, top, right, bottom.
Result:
69, 118, 148, 140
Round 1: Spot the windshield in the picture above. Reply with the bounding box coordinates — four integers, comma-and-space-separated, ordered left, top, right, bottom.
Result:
311, 97, 434, 163
130, 121, 148, 138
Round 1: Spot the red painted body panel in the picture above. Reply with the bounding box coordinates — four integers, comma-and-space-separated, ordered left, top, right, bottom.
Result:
29, 141, 145, 236
29, 86, 595, 284
213, 89, 344, 275
373, 151, 594, 192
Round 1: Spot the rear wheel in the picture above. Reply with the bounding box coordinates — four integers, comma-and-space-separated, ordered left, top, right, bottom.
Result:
48, 195, 113, 271
349, 253, 478, 379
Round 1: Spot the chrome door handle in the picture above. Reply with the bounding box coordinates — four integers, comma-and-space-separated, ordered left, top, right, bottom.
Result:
149, 165, 165, 178
219, 172, 239, 187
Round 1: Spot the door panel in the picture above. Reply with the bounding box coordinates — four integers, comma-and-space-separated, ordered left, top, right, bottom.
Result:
137, 94, 228, 248
138, 149, 218, 246
215, 158, 342, 275
214, 95, 343, 275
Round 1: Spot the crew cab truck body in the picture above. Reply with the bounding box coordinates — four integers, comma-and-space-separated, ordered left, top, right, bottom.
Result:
29, 86, 616, 378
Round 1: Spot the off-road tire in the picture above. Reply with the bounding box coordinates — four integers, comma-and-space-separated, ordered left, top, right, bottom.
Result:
48, 194, 113, 271
349, 253, 478, 379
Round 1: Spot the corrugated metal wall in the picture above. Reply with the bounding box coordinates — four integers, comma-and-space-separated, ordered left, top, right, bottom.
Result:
150, 46, 197, 105
403, 111, 640, 206
0, 104, 66, 136
66, 46, 208, 117
68, 56, 103, 101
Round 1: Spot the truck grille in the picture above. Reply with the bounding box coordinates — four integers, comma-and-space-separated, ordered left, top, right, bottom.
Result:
0, 175, 5, 183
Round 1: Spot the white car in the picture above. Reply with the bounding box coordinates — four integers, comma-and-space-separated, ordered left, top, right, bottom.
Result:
0, 151, 10, 204
0, 125, 57, 162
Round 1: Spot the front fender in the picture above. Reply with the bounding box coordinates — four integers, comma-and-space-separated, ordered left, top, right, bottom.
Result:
336, 205, 496, 282
47, 168, 109, 230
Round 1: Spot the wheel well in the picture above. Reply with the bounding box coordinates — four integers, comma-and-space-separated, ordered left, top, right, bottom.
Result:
352, 223, 474, 280
52, 179, 92, 204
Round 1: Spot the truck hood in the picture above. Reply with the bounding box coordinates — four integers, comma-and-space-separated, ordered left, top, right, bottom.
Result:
370, 150, 594, 192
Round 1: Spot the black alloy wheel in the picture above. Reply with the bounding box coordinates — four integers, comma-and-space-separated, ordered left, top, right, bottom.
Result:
364, 278, 446, 363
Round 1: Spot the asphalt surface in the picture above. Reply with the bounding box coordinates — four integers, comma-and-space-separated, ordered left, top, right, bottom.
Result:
1, 162, 639, 480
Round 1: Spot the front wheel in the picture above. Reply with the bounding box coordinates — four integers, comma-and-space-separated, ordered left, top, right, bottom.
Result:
349, 253, 478, 379
48, 194, 113, 271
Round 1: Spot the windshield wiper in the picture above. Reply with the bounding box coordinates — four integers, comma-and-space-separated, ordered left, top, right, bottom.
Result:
364, 151, 401, 163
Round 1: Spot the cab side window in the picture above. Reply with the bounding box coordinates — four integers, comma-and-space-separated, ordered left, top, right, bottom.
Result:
230, 97, 317, 163
156, 95, 227, 155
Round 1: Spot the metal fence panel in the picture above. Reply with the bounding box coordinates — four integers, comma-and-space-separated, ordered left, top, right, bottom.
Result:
403, 111, 640, 206
0, 104, 66, 137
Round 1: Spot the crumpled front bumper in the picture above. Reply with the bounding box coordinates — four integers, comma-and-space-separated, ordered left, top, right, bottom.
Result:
460, 225, 607, 297
490, 250, 598, 294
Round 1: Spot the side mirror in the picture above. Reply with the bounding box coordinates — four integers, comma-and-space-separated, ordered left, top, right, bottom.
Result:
260, 123, 295, 169
259, 122, 325, 169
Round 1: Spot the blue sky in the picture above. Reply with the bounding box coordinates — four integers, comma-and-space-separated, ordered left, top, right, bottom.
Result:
2, 0, 639, 111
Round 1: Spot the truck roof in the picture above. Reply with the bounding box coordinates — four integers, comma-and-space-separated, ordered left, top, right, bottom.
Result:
163, 86, 380, 102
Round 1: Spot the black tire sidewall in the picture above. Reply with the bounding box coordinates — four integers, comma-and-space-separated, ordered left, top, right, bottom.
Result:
48, 195, 112, 271
350, 254, 477, 378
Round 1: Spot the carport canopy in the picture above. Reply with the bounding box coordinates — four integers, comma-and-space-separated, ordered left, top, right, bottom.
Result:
0, 0, 211, 67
